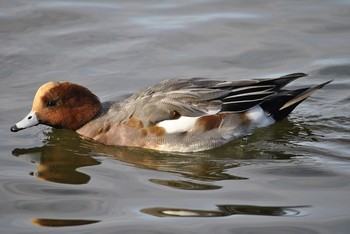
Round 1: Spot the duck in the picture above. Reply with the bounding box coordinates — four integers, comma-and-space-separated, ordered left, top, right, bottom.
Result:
11, 73, 331, 152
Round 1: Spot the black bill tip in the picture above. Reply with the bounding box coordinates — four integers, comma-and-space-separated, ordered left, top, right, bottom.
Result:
11, 125, 22, 132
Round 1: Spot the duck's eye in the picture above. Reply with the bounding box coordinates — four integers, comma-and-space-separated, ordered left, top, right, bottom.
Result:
47, 100, 57, 107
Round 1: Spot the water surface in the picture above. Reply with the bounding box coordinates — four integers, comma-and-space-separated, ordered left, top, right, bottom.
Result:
1, 0, 350, 233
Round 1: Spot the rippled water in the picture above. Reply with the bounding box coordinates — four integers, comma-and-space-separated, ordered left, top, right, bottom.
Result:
1, 0, 350, 233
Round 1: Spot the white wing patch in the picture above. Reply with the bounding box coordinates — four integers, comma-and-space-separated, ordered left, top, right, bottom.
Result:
157, 116, 199, 133
157, 108, 220, 134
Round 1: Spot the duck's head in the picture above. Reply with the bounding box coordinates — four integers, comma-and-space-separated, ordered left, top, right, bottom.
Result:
11, 81, 102, 132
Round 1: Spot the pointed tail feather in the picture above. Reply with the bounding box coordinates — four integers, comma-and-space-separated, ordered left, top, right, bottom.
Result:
260, 80, 332, 121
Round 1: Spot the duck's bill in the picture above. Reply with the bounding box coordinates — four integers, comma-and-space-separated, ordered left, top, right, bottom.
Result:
11, 111, 39, 132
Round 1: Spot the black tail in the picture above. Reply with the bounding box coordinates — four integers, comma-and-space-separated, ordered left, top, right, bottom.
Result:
260, 80, 332, 121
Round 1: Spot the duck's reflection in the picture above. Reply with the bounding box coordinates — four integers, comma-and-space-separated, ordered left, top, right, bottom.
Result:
11, 124, 313, 225
12, 130, 101, 184
142, 204, 309, 218
32, 218, 99, 227
12, 119, 308, 187
12, 129, 249, 187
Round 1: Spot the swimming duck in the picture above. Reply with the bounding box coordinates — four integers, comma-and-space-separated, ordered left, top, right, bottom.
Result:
11, 73, 330, 152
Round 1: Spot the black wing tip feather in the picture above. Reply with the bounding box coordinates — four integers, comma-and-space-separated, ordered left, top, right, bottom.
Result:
280, 73, 308, 79
254, 72, 308, 91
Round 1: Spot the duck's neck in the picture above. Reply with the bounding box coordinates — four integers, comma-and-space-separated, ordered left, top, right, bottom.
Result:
57, 83, 103, 131
72, 97, 102, 131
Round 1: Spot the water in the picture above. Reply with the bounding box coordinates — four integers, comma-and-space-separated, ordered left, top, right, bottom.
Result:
1, 0, 350, 233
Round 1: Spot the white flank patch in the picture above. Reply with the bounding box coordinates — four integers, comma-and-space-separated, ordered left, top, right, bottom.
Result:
246, 106, 275, 128
157, 116, 199, 133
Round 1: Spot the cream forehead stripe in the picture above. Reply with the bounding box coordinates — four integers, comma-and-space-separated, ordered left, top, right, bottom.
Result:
32, 81, 60, 111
